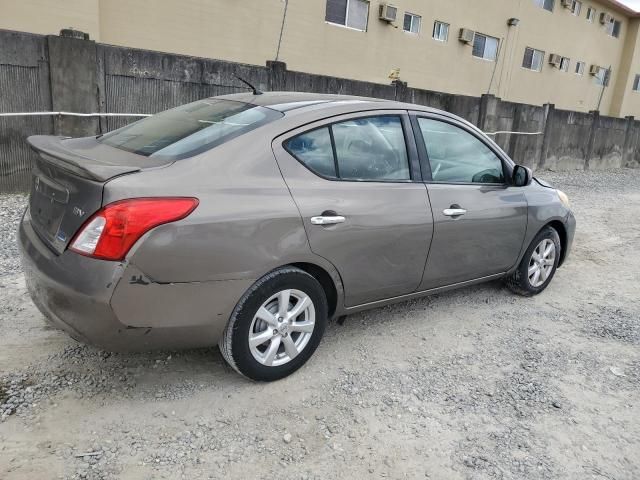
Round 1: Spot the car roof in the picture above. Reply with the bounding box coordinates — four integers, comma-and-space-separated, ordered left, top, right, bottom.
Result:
213, 91, 442, 114
207, 91, 511, 166
212, 91, 487, 150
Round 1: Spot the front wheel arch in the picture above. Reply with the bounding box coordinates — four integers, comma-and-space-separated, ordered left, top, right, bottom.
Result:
545, 220, 567, 266
505, 225, 561, 296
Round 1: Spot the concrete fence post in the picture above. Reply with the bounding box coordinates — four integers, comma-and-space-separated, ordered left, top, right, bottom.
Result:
46, 30, 99, 137
584, 110, 600, 171
393, 80, 409, 102
622, 115, 635, 167
507, 103, 523, 161
478, 94, 498, 131
538, 103, 555, 169
266, 60, 287, 91
96, 45, 107, 135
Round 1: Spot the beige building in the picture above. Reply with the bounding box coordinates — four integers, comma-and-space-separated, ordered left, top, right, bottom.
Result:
2, 0, 640, 117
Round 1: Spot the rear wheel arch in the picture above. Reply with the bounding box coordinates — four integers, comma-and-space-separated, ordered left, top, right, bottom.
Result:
290, 262, 338, 318
219, 266, 328, 380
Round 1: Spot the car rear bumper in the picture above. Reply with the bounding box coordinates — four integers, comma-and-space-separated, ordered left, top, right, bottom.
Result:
18, 210, 252, 352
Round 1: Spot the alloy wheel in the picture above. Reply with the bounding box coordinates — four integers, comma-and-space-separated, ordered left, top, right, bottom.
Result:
528, 239, 556, 287
248, 289, 315, 367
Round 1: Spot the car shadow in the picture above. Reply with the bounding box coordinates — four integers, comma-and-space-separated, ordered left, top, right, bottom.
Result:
2, 278, 516, 418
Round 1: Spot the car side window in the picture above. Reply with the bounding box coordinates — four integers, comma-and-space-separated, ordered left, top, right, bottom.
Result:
285, 115, 410, 182
284, 127, 337, 178
332, 116, 410, 181
417, 118, 505, 184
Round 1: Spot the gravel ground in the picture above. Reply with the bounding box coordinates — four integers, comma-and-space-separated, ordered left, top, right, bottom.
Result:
1, 169, 639, 480
0, 194, 27, 278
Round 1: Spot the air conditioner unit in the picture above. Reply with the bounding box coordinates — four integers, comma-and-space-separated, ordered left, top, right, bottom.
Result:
589, 64, 601, 75
561, 0, 572, 8
548, 54, 562, 66
600, 12, 613, 24
379, 4, 398, 22
459, 28, 475, 43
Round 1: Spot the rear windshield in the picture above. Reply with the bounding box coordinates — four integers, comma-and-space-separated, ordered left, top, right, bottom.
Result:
98, 99, 283, 160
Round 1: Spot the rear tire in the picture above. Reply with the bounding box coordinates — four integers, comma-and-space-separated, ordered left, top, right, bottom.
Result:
219, 267, 327, 381
505, 226, 561, 296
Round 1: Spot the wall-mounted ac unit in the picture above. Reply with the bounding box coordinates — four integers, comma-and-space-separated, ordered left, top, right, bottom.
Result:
459, 28, 475, 43
379, 4, 398, 22
561, 0, 573, 8
589, 64, 601, 75
549, 54, 562, 66
600, 12, 613, 24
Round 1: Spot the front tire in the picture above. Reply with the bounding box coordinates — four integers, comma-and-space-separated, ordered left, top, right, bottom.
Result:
219, 267, 327, 381
505, 226, 561, 296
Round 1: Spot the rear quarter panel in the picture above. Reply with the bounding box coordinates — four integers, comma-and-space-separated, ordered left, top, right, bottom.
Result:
102, 126, 340, 285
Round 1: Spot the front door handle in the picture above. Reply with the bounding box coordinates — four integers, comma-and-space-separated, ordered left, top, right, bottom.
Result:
310, 215, 346, 225
443, 208, 467, 217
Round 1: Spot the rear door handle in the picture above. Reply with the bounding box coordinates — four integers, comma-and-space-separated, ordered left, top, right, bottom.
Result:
310, 215, 346, 225
443, 208, 467, 217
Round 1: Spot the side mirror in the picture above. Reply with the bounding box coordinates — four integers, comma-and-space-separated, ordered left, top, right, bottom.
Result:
512, 164, 532, 187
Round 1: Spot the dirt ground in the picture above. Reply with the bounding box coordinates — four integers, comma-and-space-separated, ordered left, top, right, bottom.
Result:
0, 169, 639, 480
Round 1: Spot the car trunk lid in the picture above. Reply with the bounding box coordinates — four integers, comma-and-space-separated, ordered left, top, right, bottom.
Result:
26, 135, 170, 254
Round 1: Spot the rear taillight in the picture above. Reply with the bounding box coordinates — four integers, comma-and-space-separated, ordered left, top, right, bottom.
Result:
69, 197, 199, 261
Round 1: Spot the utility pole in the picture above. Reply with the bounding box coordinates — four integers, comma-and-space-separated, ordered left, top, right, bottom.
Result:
275, 0, 289, 61
487, 39, 503, 95
494, 17, 520, 97
596, 65, 612, 112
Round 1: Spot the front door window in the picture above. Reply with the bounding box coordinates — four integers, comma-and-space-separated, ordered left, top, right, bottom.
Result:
417, 118, 505, 184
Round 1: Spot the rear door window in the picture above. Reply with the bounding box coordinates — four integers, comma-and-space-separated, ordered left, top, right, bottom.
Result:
99, 99, 283, 160
285, 115, 411, 181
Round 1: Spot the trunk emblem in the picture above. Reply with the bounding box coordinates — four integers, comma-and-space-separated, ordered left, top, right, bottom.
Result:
73, 206, 85, 217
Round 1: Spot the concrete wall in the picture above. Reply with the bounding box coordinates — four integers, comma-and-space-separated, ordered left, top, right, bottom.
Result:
98, 45, 265, 132
542, 108, 596, 170
483, 98, 547, 168
0, 29, 638, 193
0, 31, 52, 193
590, 114, 628, 169
1, 0, 639, 117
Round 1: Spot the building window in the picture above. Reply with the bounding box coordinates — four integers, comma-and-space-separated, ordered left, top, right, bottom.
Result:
612, 20, 622, 38
472, 33, 499, 61
571, 0, 582, 16
432, 21, 449, 41
575, 61, 585, 75
325, 0, 370, 31
533, 0, 554, 12
586, 7, 596, 21
633, 74, 640, 91
594, 67, 610, 86
522, 47, 545, 71
560, 57, 570, 72
403, 13, 421, 34
604, 16, 621, 38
